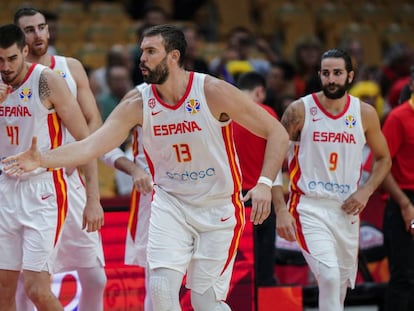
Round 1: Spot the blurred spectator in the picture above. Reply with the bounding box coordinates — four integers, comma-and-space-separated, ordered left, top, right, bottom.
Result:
340, 37, 367, 83
388, 76, 411, 109
125, 1, 167, 21
97, 65, 132, 121
381, 64, 414, 311
173, 0, 207, 20
89, 44, 133, 98
209, 26, 278, 83
378, 42, 414, 101
264, 60, 298, 116
142, 5, 169, 25
181, 24, 210, 73
292, 35, 322, 96
399, 83, 412, 105
232, 71, 282, 288
349, 80, 389, 123
273, 94, 295, 121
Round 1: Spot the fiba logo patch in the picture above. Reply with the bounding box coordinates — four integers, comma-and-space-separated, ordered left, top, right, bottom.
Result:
185, 98, 200, 115
344, 115, 356, 128
19, 87, 32, 102
54, 69, 66, 79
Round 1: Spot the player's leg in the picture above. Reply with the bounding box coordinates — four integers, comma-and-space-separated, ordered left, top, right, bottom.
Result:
15, 272, 35, 311
56, 172, 106, 310
22, 270, 63, 310
144, 265, 153, 311
0, 270, 19, 309
186, 203, 242, 311
20, 173, 66, 310
191, 287, 232, 311
0, 179, 23, 309
77, 266, 107, 311
148, 267, 183, 311
314, 261, 343, 311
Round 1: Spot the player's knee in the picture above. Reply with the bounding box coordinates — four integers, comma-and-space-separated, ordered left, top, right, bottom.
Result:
317, 264, 340, 288
149, 275, 174, 311
25, 284, 49, 306
77, 267, 107, 291
191, 288, 232, 311
193, 301, 231, 311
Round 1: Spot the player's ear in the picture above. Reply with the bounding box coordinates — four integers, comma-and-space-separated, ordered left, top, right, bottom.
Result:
348, 71, 354, 84
170, 49, 180, 63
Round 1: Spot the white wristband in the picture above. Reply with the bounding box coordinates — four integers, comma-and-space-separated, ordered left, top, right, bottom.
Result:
257, 176, 273, 188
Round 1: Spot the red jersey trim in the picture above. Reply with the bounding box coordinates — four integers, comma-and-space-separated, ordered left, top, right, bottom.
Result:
312, 93, 350, 120
151, 72, 194, 110
132, 129, 139, 160
53, 169, 68, 246
144, 148, 155, 183
128, 189, 140, 242
46, 112, 63, 172
289, 192, 309, 253
289, 144, 304, 194
19, 63, 37, 88
220, 124, 245, 275
49, 55, 56, 69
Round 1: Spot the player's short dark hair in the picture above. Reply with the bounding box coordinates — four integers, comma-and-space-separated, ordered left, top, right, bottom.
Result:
0, 24, 27, 50
237, 71, 266, 91
142, 24, 187, 67
14, 7, 42, 25
321, 48, 353, 73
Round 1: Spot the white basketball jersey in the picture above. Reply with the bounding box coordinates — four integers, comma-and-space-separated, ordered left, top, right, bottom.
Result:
289, 93, 366, 201
50, 55, 77, 144
126, 83, 153, 266
141, 72, 242, 206
133, 83, 150, 173
0, 63, 66, 176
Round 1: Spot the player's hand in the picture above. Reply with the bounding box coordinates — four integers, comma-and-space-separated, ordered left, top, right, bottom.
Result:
400, 202, 414, 234
2, 137, 41, 176
82, 199, 104, 232
131, 166, 153, 194
341, 187, 370, 215
276, 208, 297, 242
0, 83, 12, 104
65, 166, 77, 176
243, 183, 271, 225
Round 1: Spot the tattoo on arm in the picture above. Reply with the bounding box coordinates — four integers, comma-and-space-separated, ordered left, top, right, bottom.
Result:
39, 73, 51, 101
281, 104, 303, 141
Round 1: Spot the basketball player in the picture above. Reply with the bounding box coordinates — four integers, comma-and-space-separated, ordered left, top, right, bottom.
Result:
275, 49, 391, 311
14, 8, 107, 310
3, 24, 289, 311
0, 24, 99, 310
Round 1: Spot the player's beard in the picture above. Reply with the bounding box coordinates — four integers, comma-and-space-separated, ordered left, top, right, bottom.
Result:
1, 58, 25, 84
141, 56, 169, 84
322, 79, 351, 99
30, 40, 48, 57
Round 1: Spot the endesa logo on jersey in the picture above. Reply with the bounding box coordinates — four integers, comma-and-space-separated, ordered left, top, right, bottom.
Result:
166, 167, 216, 181
308, 180, 351, 194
